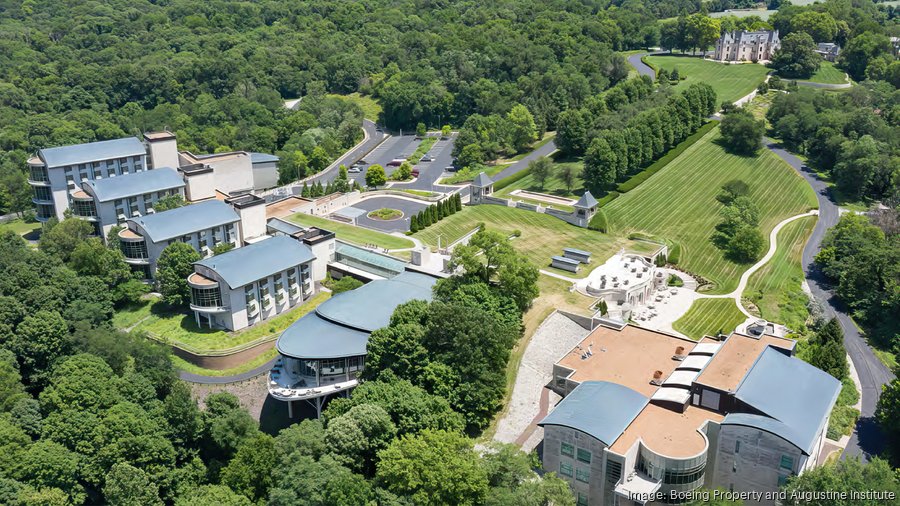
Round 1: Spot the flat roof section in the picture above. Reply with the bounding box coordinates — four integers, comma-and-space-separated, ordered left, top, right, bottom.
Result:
558, 325, 697, 397
610, 403, 724, 458
694, 333, 796, 393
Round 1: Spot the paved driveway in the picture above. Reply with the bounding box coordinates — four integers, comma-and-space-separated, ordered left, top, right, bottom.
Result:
391, 134, 459, 192
765, 139, 894, 461
627, 52, 657, 79
350, 196, 429, 233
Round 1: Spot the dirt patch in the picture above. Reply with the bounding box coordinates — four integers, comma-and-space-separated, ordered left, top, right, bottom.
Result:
190, 375, 270, 421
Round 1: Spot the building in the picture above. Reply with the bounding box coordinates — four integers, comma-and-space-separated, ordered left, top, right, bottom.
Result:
118, 200, 242, 278
28, 137, 149, 222
713, 30, 780, 62
73, 167, 186, 238
815, 42, 840, 62
539, 322, 840, 506
269, 270, 438, 417
187, 236, 317, 331
250, 152, 280, 190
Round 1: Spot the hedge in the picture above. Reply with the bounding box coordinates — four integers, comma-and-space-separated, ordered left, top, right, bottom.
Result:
492, 166, 532, 191
616, 121, 718, 194
588, 209, 608, 232
596, 191, 620, 208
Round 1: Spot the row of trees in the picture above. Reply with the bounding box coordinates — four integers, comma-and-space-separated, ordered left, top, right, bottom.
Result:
451, 105, 539, 171
300, 166, 357, 198
580, 83, 718, 194
409, 194, 463, 234
712, 181, 765, 263
766, 85, 898, 202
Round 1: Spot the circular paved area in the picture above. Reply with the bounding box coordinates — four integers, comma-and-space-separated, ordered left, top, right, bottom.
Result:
351, 196, 429, 233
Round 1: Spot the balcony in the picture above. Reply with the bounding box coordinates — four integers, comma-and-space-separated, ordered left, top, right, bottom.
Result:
28, 160, 50, 186
189, 277, 227, 313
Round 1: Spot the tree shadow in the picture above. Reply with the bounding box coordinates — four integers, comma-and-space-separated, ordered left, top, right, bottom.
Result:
712, 137, 762, 158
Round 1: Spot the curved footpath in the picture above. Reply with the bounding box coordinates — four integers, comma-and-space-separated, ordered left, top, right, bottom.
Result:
765, 139, 894, 461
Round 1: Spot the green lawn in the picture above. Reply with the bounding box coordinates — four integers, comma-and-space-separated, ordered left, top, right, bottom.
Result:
397, 189, 436, 198
328, 92, 382, 122
493, 156, 584, 200
604, 126, 818, 294
673, 298, 747, 340
0, 219, 40, 238
172, 348, 278, 376
645, 55, 769, 104
800, 61, 848, 85
287, 213, 415, 250
413, 205, 654, 278
116, 291, 330, 352
440, 163, 512, 185
745, 216, 816, 330
709, 9, 775, 19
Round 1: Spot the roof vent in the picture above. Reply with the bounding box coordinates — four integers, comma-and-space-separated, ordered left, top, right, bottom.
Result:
650, 370, 664, 386
673, 346, 686, 361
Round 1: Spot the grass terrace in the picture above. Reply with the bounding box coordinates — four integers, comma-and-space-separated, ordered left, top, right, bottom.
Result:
287, 213, 415, 250
493, 156, 584, 200
413, 205, 655, 278
114, 291, 331, 352
172, 349, 278, 377
799, 61, 849, 85
673, 298, 747, 340
645, 55, 769, 104
745, 216, 816, 330
604, 126, 817, 294
328, 92, 382, 122
0, 218, 40, 238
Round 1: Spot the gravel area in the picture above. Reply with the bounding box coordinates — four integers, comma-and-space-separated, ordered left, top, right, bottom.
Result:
493, 312, 589, 445
191, 375, 270, 421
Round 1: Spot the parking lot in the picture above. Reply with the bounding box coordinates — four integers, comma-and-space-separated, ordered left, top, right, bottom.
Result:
347, 134, 422, 184
350, 196, 430, 233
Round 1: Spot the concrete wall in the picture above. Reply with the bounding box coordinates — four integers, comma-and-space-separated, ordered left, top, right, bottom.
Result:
712, 424, 806, 503
147, 138, 180, 170
470, 192, 593, 228
252, 162, 279, 190
236, 203, 267, 242
207, 154, 254, 194
293, 191, 362, 216
184, 171, 216, 201
542, 425, 609, 506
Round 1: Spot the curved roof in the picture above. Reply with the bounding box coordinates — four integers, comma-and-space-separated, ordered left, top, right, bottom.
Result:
195, 236, 315, 289
276, 271, 437, 360
83, 167, 184, 202
39, 137, 146, 168
538, 381, 648, 446
721, 413, 807, 451
250, 152, 280, 164
129, 200, 239, 243
733, 347, 841, 454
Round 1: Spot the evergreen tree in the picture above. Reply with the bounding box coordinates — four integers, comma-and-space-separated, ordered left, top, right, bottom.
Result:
410, 214, 419, 233
301, 183, 310, 198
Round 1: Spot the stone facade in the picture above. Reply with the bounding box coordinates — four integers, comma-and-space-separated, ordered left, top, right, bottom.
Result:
713, 30, 780, 62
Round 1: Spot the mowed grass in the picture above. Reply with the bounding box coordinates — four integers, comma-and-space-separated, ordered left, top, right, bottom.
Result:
604, 127, 817, 294
493, 156, 585, 200
287, 213, 414, 250
800, 61, 848, 85
413, 205, 651, 278
0, 219, 41, 238
745, 216, 815, 329
673, 298, 747, 340
328, 92, 382, 121
645, 55, 769, 104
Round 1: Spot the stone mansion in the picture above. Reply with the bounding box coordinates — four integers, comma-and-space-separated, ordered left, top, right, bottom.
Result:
713, 30, 781, 63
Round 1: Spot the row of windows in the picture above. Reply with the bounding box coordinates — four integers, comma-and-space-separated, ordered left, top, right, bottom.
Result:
114, 189, 180, 223
734, 440, 795, 471
191, 287, 223, 308
63, 157, 143, 183
33, 186, 53, 201
637, 455, 705, 486
559, 462, 590, 483
560, 442, 592, 464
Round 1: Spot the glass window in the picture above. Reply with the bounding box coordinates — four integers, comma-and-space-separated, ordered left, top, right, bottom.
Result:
245, 286, 256, 304
128, 197, 139, 216
576, 493, 588, 506
577, 448, 591, 464
191, 287, 222, 308
561, 442, 574, 458
559, 462, 573, 478
780, 455, 793, 471
575, 467, 590, 483
778, 474, 788, 487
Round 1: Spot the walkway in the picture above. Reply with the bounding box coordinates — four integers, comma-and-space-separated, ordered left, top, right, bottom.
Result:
627, 52, 658, 79
765, 139, 894, 461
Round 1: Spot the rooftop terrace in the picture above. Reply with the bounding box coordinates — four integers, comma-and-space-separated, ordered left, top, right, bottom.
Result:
610, 403, 724, 458
694, 332, 795, 393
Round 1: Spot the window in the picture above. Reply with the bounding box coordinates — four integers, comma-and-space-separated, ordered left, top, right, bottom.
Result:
72, 199, 96, 218
778, 474, 789, 487
142, 193, 153, 210
191, 287, 222, 308
559, 462, 573, 478
225, 223, 236, 243
561, 442, 574, 458
577, 448, 592, 464
576, 493, 588, 506
275, 279, 285, 303
128, 197, 139, 216
780, 455, 793, 471
735, 440, 740, 454
33, 186, 53, 202
575, 467, 590, 483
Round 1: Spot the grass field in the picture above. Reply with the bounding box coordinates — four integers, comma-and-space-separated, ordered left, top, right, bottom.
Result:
0, 219, 40, 238
493, 156, 584, 200
799, 61, 848, 85
328, 92, 382, 122
645, 55, 769, 104
673, 298, 747, 340
287, 213, 415, 250
115, 292, 330, 352
413, 205, 655, 278
709, 9, 775, 20
745, 216, 815, 329
604, 126, 818, 294
172, 349, 278, 377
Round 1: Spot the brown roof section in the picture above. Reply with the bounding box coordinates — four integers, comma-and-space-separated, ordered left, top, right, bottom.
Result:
188, 272, 217, 286
695, 333, 795, 393
558, 325, 697, 397
143, 131, 176, 141
610, 404, 724, 458
266, 196, 312, 219
118, 228, 142, 240
71, 189, 90, 200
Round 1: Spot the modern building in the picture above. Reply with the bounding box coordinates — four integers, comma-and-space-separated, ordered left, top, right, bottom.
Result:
73, 167, 186, 238
540, 321, 840, 506
28, 137, 149, 222
187, 236, 317, 331
251, 152, 280, 190
269, 270, 438, 417
713, 30, 780, 62
118, 200, 242, 278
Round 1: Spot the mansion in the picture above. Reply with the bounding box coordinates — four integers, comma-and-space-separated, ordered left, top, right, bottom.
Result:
713, 30, 781, 63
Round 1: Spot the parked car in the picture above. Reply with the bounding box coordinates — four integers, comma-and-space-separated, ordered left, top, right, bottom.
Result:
356, 158, 368, 164
445, 165, 457, 172
347, 166, 362, 174
420, 154, 433, 162
387, 158, 406, 167
411, 167, 420, 177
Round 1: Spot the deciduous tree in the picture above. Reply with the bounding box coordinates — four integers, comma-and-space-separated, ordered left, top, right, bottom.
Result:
156, 243, 201, 307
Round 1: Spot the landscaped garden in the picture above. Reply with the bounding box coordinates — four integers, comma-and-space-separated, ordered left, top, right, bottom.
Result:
672, 298, 747, 340
113, 291, 331, 353
745, 216, 816, 330
644, 55, 769, 104
603, 126, 818, 294
288, 213, 415, 250
367, 208, 403, 221
440, 162, 511, 185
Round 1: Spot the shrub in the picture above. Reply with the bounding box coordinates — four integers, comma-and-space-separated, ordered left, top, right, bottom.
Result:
597, 192, 620, 208
588, 210, 608, 233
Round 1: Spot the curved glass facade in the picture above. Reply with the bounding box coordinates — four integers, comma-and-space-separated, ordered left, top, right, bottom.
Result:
637, 444, 708, 504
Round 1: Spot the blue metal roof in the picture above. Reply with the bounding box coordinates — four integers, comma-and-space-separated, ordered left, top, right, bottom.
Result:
83, 167, 184, 202
538, 381, 648, 446
276, 271, 437, 359
129, 200, 239, 243
251, 152, 280, 164
39, 137, 146, 168
195, 236, 315, 289
721, 413, 808, 451
335, 243, 406, 277
267, 218, 304, 236
564, 248, 591, 257
551, 255, 581, 265
733, 347, 842, 454
316, 271, 435, 332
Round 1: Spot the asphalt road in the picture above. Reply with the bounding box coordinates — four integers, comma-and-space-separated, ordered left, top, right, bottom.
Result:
765, 139, 894, 461
492, 139, 558, 182
307, 119, 384, 185
351, 196, 429, 233
391, 134, 458, 192
347, 134, 422, 185
627, 52, 657, 79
